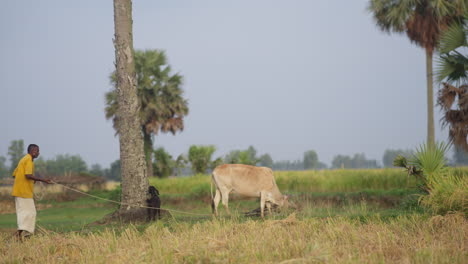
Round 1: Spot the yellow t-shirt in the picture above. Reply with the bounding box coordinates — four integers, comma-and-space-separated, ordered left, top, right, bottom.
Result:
11, 154, 35, 198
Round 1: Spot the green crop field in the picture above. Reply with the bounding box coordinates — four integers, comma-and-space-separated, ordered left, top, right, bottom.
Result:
1, 168, 466, 263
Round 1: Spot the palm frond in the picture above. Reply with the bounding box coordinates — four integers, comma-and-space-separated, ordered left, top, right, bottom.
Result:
438, 22, 467, 53
367, 0, 413, 33
411, 142, 450, 179
393, 155, 408, 168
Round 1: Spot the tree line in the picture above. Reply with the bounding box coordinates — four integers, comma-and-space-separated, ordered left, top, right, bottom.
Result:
2, 139, 467, 180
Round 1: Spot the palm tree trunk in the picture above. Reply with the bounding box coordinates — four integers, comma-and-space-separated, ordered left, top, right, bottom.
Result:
143, 131, 154, 178
426, 48, 435, 147
113, 0, 148, 220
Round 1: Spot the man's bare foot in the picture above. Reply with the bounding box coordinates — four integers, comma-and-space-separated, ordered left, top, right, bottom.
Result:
15, 230, 32, 242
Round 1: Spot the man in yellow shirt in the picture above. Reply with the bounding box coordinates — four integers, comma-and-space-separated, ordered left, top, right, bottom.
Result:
12, 144, 52, 240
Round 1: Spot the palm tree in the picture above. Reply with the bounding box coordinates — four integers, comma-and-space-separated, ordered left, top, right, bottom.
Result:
106, 50, 189, 178
112, 0, 148, 218
436, 16, 467, 150
368, 0, 466, 146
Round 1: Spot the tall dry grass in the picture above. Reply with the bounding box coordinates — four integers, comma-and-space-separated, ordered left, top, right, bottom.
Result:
1, 214, 466, 263
274, 169, 412, 192
150, 169, 416, 197
420, 172, 468, 215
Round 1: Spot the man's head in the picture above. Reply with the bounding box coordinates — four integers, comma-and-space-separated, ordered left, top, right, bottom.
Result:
27, 144, 40, 159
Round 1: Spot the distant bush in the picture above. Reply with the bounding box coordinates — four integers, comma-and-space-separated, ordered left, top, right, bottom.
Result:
419, 172, 467, 215
395, 142, 468, 215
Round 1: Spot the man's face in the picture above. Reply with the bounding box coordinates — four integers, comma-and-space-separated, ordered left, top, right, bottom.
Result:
30, 147, 40, 159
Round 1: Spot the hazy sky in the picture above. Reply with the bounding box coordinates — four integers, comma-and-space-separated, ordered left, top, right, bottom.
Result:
0, 0, 450, 169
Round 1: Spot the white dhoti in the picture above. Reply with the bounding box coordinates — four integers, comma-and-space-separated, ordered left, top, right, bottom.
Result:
15, 197, 36, 234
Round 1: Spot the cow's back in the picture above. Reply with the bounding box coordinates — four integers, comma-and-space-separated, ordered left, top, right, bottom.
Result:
212, 164, 275, 197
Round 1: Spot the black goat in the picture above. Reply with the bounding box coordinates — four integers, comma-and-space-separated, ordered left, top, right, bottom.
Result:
146, 186, 161, 221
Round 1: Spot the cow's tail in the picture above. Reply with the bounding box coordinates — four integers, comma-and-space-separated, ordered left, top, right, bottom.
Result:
210, 173, 215, 213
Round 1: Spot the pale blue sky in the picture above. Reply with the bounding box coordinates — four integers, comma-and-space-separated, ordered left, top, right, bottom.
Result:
0, 0, 449, 168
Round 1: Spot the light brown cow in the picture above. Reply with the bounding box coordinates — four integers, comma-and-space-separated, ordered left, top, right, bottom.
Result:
211, 164, 288, 218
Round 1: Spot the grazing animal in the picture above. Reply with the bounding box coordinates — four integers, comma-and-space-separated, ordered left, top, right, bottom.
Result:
146, 186, 161, 221
211, 164, 288, 218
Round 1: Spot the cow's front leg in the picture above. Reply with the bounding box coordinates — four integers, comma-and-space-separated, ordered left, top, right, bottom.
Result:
260, 191, 266, 219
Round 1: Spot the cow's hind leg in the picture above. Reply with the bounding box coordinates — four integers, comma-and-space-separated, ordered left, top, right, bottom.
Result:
260, 191, 266, 219
213, 189, 221, 216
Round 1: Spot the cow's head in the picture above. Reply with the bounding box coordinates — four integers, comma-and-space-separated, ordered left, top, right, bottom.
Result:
273, 195, 298, 209
268, 194, 289, 207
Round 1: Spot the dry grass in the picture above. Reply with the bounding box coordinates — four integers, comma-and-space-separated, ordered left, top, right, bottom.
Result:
1, 213, 466, 263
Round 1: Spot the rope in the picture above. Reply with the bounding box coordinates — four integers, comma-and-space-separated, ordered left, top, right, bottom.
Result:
51, 181, 212, 217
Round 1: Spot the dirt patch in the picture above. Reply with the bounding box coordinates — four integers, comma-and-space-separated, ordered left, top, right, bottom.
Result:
0, 201, 15, 214
0, 200, 53, 215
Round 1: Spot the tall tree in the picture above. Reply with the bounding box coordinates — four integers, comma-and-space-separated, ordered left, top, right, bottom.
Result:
106, 50, 188, 178
153, 147, 174, 178
106, 159, 122, 181
112, 0, 147, 219
89, 164, 105, 177
272, 160, 303, 171
173, 154, 188, 176
436, 16, 467, 150
245, 146, 258, 164
0, 156, 8, 178
331, 155, 352, 169
188, 145, 217, 174
224, 146, 258, 165
42, 154, 88, 175
8, 139, 24, 173
303, 150, 319, 170
368, 0, 466, 146
258, 153, 274, 168
225, 150, 241, 164
382, 149, 413, 167
331, 153, 379, 169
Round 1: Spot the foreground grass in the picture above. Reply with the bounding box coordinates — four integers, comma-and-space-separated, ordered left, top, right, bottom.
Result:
1, 213, 466, 263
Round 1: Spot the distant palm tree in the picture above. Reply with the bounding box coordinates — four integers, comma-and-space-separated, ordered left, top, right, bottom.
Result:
106, 50, 189, 178
368, 0, 466, 146
436, 16, 467, 150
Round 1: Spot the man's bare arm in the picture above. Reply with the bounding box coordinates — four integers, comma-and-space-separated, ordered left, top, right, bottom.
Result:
25, 174, 52, 184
